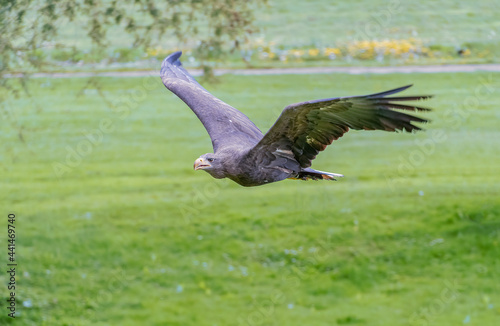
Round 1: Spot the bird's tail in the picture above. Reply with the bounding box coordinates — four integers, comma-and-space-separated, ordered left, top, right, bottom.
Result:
289, 168, 344, 181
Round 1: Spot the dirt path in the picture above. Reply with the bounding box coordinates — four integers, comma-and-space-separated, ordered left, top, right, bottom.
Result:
10, 64, 500, 78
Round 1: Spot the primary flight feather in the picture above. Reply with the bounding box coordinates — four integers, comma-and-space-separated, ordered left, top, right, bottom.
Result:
161, 51, 432, 187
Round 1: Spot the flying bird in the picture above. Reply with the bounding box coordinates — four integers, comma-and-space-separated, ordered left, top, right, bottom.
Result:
161, 51, 431, 187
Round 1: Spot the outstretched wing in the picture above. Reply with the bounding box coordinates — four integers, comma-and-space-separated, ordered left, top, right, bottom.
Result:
247, 85, 432, 168
161, 51, 263, 152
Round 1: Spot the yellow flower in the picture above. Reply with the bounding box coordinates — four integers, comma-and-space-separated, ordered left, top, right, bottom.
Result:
324, 47, 341, 56
146, 48, 158, 57
290, 49, 304, 58
308, 49, 320, 57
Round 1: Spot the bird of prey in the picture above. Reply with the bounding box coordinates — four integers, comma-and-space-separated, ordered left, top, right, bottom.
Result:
161, 51, 431, 187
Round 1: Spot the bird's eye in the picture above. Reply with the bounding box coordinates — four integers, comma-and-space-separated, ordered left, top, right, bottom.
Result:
207, 158, 214, 162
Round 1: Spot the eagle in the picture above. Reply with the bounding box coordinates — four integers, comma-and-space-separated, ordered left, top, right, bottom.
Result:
161, 51, 431, 187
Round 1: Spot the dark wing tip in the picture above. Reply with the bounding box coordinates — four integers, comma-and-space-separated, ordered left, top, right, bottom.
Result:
382, 94, 434, 102
160, 50, 207, 92
366, 84, 413, 98
365, 85, 433, 132
368, 85, 433, 114
161, 51, 183, 70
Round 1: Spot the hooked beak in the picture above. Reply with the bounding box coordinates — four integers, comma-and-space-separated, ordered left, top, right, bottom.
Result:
194, 158, 211, 171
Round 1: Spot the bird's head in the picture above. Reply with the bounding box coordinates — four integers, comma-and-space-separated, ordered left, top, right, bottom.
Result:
193, 153, 225, 178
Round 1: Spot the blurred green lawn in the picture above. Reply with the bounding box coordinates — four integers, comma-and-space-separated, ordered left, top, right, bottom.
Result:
1, 72, 499, 325
55, 0, 500, 48
258, 0, 499, 46
47, 0, 500, 66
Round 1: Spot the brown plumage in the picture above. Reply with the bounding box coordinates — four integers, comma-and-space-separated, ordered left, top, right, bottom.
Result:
161, 51, 432, 187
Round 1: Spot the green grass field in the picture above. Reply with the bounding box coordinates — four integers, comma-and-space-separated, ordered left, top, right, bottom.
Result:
1, 71, 499, 325
258, 0, 499, 46
35, 0, 500, 69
